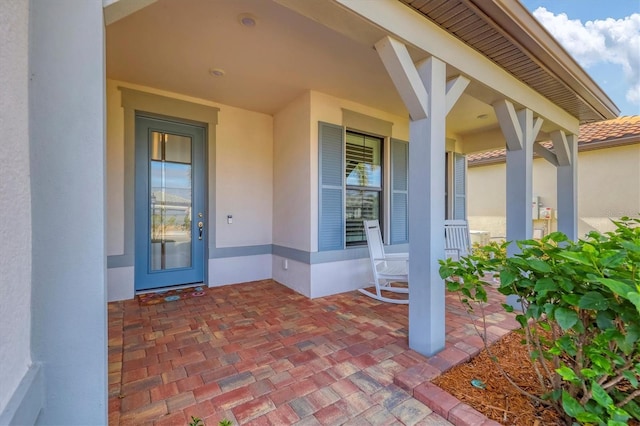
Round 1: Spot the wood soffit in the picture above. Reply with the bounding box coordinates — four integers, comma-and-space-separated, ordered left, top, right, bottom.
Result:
399, 0, 620, 123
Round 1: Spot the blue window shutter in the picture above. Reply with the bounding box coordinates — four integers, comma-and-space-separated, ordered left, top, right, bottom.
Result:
318, 122, 345, 251
390, 139, 409, 244
453, 153, 467, 220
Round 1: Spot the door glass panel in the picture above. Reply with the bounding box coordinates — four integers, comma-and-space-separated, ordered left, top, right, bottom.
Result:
150, 131, 193, 271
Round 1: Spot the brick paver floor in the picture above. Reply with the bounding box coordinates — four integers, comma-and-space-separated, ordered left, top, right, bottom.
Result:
108, 279, 519, 425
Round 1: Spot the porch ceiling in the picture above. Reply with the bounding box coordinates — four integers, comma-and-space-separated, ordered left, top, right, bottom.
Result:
105, 0, 496, 136
106, 0, 617, 141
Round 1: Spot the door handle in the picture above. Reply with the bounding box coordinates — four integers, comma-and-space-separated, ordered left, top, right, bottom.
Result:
198, 221, 204, 240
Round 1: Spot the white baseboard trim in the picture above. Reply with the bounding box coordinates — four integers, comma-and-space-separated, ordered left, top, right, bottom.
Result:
0, 363, 44, 426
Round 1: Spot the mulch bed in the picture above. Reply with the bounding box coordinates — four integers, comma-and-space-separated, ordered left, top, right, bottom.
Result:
433, 331, 565, 425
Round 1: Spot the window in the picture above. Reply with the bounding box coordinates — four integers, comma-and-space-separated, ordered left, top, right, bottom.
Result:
318, 121, 408, 252
345, 131, 382, 246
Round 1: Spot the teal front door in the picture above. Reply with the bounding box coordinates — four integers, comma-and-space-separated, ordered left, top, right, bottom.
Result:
135, 115, 206, 291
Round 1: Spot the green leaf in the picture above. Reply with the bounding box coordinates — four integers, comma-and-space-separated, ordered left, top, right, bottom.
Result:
608, 419, 631, 426
499, 269, 516, 286
555, 335, 577, 356
556, 366, 579, 382
561, 293, 580, 305
558, 251, 592, 266
623, 370, 639, 388
600, 251, 627, 268
580, 368, 598, 379
557, 276, 575, 292
598, 278, 634, 300
575, 412, 600, 423
528, 259, 552, 273
439, 266, 454, 279
547, 231, 568, 243
501, 303, 514, 313
628, 292, 640, 314
562, 390, 585, 418
534, 277, 557, 293
596, 311, 615, 329
610, 407, 632, 423
538, 321, 551, 331
591, 382, 614, 408
514, 314, 527, 328
579, 291, 610, 310
446, 281, 461, 292
555, 307, 579, 330
620, 240, 640, 253
591, 355, 612, 372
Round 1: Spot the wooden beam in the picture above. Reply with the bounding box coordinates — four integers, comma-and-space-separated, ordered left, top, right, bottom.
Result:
445, 76, 470, 116
375, 36, 429, 120
533, 143, 558, 166
493, 99, 523, 151
551, 130, 572, 166
104, 0, 157, 25
332, 0, 580, 134
530, 117, 544, 145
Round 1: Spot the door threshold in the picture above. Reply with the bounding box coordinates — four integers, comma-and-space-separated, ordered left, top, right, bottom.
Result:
135, 282, 206, 296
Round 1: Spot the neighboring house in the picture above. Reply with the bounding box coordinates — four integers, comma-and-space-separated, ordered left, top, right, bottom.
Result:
467, 116, 640, 240
0, 0, 619, 424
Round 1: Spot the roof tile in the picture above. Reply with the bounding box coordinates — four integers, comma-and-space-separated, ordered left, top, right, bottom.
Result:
468, 116, 640, 164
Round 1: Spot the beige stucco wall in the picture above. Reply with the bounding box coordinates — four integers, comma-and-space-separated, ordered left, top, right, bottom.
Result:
0, 0, 32, 413
272, 90, 410, 253
273, 92, 312, 252
468, 143, 640, 239
106, 79, 273, 255
271, 90, 410, 296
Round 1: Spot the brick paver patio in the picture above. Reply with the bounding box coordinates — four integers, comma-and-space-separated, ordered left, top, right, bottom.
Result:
108, 279, 519, 425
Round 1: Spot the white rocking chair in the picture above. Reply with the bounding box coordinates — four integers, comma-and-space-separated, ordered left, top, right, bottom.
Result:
444, 220, 471, 260
359, 220, 409, 304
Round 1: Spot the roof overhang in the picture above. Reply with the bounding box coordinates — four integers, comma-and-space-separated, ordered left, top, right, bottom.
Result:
403, 0, 619, 122
104, 0, 618, 140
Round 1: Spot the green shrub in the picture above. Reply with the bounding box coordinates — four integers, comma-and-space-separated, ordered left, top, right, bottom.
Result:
440, 217, 640, 425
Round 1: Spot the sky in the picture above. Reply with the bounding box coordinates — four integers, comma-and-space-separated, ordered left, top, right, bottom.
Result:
520, 0, 640, 116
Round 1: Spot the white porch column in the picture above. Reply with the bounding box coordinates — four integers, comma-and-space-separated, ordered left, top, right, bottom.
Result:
376, 36, 467, 356
554, 132, 578, 240
408, 57, 448, 356
494, 101, 542, 257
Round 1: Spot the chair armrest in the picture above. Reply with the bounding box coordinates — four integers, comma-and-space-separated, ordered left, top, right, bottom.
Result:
373, 254, 409, 262
445, 248, 461, 260
383, 253, 409, 261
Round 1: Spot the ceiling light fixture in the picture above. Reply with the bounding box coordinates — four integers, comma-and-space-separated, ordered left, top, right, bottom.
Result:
238, 13, 257, 27
209, 68, 225, 77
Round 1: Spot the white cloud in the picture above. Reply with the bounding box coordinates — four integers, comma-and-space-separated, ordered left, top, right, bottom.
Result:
532, 7, 640, 109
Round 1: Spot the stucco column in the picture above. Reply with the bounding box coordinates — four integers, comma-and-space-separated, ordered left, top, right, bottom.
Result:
29, 1, 107, 423
408, 57, 447, 356
494, 102, 542, 254
505, 130, 534, 252
376, 36, 467, 356
494, 102, 542, 308
556, 133, 578, 240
